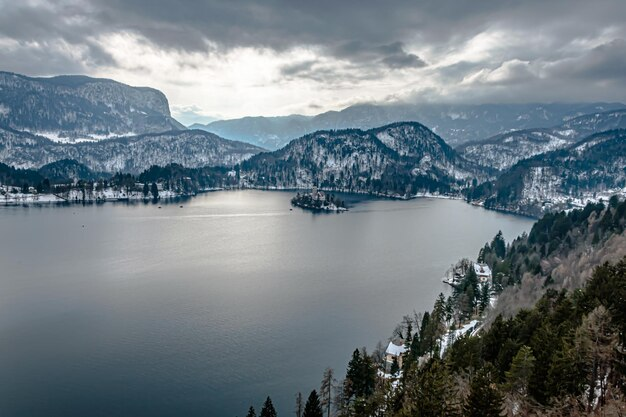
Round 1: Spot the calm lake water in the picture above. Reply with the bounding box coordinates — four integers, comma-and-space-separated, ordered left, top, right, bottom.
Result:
0, 191, 534, 417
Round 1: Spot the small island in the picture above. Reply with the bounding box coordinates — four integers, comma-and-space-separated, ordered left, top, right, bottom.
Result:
291, 186, 347, 212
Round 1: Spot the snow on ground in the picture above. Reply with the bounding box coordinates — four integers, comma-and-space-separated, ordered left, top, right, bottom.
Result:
439, 320, 480, 357
22, 129, 137, 143
0, 186, 183, 205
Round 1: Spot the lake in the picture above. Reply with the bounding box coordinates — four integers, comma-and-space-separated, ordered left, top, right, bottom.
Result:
0, 191, 534, 417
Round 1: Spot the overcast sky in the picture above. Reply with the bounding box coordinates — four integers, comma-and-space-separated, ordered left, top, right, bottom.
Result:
1, 0, 625, 124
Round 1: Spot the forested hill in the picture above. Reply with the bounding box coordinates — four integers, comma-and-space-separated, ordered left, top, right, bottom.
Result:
458, 108, 626, 171
259, 199, 626, 417
240, 122, 488, 197
0, 126, 264, 174
466, 129, 626, 217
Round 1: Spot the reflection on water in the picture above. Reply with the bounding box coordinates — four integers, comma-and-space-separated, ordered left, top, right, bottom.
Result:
0, 191, 534, 417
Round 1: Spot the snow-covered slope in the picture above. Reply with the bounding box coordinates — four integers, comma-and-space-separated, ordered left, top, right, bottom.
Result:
468, 130, 626, 216
240, 122, 486, 195
0, 127, 263, 174
0, 71, 185, 141
458, 109, 626, 170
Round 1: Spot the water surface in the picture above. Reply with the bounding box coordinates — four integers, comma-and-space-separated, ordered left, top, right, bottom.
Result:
0, 191, 534, 416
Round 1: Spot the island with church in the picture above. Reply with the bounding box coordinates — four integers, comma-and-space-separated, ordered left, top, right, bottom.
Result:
291, 186, 348, 212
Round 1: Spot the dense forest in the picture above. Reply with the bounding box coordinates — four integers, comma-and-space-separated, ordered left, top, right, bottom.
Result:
465, 130, 626, 217
0, 160, 238, 198
244, 198, 626, 416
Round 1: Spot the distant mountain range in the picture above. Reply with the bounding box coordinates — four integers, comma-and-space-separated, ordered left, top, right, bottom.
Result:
0, 126, 263, 174
458, 109, 626, 171
191, 102, 626, 149
0, 71, 185, 141
1, 70, 625, 218
467, 129, 626, 216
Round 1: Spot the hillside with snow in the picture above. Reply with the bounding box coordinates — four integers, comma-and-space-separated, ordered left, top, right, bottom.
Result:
0, 71, 185, 141
0, 127, 263, 174
467, 129, 626, 216
458, 109, 626, 171
240, 122, 486, 196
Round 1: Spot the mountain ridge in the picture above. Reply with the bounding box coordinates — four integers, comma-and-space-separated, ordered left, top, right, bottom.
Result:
192, 102, 626, 149
458, 108, 626, 170
0, 71, 185, 141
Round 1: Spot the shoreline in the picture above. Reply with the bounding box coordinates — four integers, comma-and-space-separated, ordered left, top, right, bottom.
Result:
1, 186, 535, 219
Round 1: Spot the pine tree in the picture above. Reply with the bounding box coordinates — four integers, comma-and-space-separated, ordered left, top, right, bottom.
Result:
491, 231, 506, 259
142, 182, 149, 197
260, 396, 277, 417
479, 283, 491, 313
463, 367, 504, 417
345, 348, 362, 400
505, 345, 535, 396
303, 390, 323, 417
390, 356, 400, 376
246, 405, 257, 417
401, 358, 460, 417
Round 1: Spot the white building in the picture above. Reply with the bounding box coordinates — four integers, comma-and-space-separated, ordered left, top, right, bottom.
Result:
384, 339, 407, 372
473, 263, 492, 284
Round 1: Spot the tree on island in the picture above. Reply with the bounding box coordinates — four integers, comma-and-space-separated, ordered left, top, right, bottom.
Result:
303, 390, 323, 417
260, 396, 277, 417
246, 405, 256, 417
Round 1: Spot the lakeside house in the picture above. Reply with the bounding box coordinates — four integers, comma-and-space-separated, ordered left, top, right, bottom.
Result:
473, 262, 492, 284
384, 339, 407, 372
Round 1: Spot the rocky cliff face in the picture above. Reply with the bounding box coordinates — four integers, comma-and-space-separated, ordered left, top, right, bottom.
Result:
0, 72, 185, 141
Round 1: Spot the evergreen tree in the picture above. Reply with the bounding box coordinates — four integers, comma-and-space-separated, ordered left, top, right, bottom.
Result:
344, 348, 376, 403
142, 182, 149, 197
463, 367, 504, 417
479, 283, 491, 313
505, 345, 535, 396
260, 396, 277, 417
401, 358, 460, 417
151, 182, 159, 199
490, 231, 506, 259
390, 356, 400, 376
303, 390, 323, 417
246, 405, 257, 417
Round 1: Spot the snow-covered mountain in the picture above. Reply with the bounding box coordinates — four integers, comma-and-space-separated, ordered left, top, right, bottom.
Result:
458, 109, 626, 171
193, 102, 626, 149
240, 122, 486, 196
0, 127, 263, 174
0, 71, 185, 141
467, 129, 626, 217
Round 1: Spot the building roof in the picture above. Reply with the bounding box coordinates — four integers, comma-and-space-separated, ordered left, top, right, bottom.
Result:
473, 262, 492, 276
385, 340, 407, 357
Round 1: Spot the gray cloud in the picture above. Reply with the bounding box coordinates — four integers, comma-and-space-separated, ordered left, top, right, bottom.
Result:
0, 0, 624, 107
330, 41, 427, 69
548, 39, 626, 82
